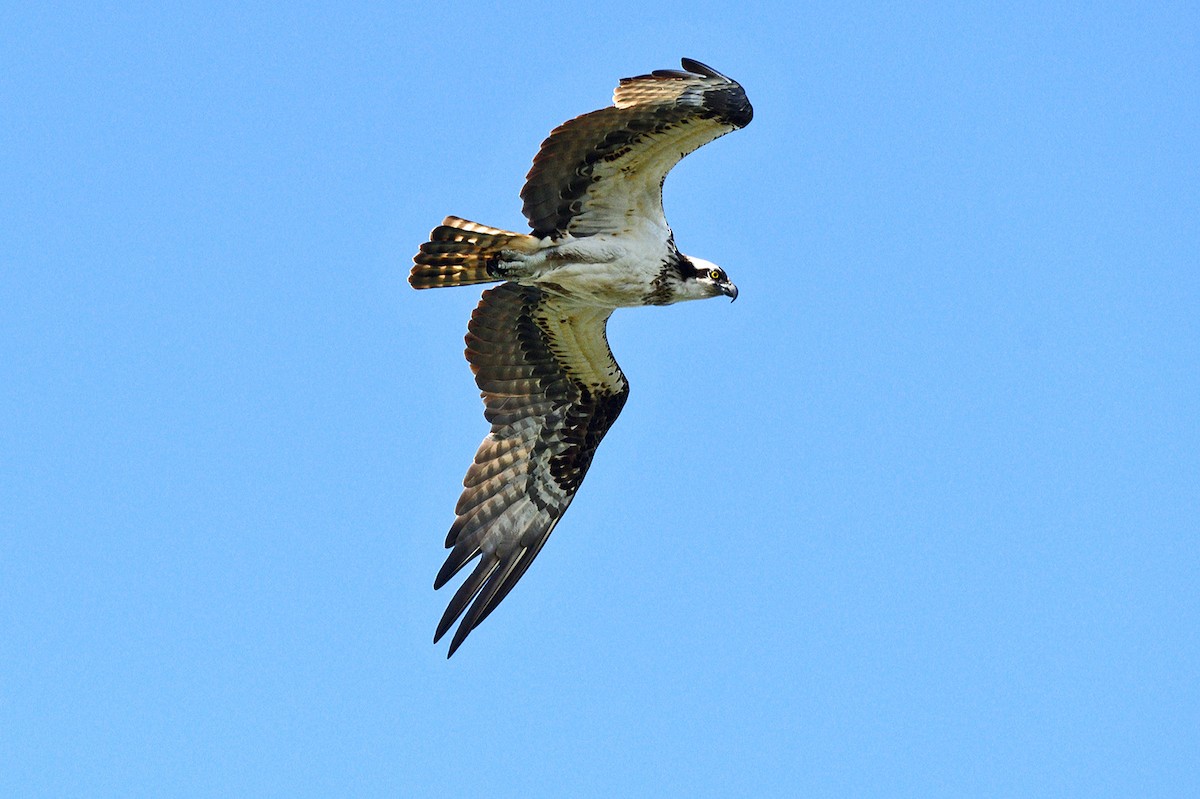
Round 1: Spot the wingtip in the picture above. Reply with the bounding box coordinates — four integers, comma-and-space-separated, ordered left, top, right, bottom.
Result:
446, 623, 472, 658
433, 607, 459, 646
437, 624, 460, 657
435, 616, 467, 657
680, 58, 729, 80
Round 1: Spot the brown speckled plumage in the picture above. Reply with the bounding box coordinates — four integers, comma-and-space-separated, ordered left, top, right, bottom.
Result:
410, 59, 750, 656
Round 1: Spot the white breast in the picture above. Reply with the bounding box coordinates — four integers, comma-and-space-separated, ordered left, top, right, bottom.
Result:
526, 233, 671, 308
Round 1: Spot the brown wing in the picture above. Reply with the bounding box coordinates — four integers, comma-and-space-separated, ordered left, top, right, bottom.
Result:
433, 283, 629, 657
520, 58, 753, 240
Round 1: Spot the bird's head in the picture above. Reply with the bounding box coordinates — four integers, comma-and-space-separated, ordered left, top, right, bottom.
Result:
681, 256, 738, 302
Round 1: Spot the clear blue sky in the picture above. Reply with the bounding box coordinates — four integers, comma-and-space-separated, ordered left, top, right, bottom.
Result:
3, 2, 1197, 796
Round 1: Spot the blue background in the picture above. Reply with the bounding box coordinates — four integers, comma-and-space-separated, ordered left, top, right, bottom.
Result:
3, 2, 1197, 796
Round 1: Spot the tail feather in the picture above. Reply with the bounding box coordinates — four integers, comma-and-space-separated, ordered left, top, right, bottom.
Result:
410, 216, 539, 289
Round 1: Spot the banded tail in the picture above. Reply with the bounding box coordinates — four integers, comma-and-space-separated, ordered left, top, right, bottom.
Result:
410, 216, 540, 290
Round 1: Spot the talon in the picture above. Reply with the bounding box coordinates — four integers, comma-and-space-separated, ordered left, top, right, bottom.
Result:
485, 256, 507, 278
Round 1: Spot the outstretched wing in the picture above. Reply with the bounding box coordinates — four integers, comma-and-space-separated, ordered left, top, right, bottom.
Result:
434, 283, 629, 656
520, 58, 753, 240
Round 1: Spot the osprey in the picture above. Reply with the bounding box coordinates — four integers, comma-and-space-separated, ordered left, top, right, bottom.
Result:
411, 58, 752, 656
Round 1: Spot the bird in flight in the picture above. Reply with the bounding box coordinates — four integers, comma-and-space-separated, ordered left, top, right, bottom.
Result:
410, 58, 753, 656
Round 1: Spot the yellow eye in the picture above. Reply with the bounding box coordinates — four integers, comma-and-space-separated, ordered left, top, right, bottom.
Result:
708, 269, 722, 281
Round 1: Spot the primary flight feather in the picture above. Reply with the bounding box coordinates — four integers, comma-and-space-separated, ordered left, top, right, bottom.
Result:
410, 58, 752, 656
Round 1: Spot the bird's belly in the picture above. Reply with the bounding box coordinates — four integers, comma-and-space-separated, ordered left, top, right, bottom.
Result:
529, 257, 659, 308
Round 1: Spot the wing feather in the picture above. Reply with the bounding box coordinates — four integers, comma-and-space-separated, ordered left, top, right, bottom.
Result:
520, 58, 752, 239
446, 553, 528, 657
435, 557, 499, 641
433, 283, 629, 656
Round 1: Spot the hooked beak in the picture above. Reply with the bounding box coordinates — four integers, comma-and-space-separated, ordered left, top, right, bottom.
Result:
721, 282, 739, 302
